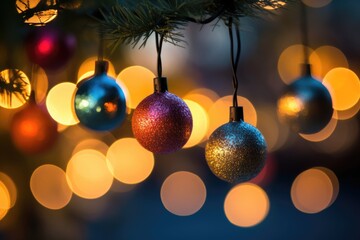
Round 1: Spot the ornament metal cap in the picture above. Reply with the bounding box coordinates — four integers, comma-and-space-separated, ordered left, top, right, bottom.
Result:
154, 77, 168, 93
302, 63, 312, 76
229, 106, 244, 122
95, 60, 109, 75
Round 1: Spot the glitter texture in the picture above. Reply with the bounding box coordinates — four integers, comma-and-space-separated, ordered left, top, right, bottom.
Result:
74, 73, 126, 131
205, 121, 267, 183
132, 91, 192, 154
277, 75, 333, 134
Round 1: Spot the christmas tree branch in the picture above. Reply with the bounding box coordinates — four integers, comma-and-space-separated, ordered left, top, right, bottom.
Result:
99, 0, 293, 50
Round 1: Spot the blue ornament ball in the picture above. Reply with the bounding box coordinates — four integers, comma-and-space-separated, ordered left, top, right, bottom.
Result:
74, 61, 126, 131
277, 74, 333, 134
205, 121, 267, 183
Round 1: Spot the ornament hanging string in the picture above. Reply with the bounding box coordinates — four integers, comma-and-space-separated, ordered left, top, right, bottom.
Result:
155, 32, 164, 78
30, 64, 39, 96
228, 17, 241, 108
98, 28, 104, 61
300, 1, 310, 65
180, 4, 226, 24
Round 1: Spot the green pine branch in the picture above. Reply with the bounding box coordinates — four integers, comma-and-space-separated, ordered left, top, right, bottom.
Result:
99, 0, 294, 50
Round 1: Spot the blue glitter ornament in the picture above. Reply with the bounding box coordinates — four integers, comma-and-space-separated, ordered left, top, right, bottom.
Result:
74, 61, 126, 131
205, 107, 267, 183
277, 65, 333, 134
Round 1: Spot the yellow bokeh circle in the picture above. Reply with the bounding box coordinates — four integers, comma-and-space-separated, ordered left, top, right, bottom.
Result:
224, 183, 270, 227
107, 138, 154, 184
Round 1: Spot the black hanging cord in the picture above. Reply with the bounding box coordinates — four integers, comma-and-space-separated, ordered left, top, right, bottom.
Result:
98, 28, 104, 61
155, 32, 164, 77
300, 1, 310, 65
181, 5, 226, 24
228, 17, 241, 108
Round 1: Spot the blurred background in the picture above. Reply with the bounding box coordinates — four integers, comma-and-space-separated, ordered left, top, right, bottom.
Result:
0, 0, 359, 239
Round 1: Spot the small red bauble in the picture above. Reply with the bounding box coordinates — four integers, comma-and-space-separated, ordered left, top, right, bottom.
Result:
25, 27, 76, 71
10, 98, 58, 154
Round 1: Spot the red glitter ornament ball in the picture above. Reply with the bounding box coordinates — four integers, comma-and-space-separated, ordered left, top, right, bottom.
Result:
10, 98, 58, 154
25, 27, 76, 71
132, 91, 193, 154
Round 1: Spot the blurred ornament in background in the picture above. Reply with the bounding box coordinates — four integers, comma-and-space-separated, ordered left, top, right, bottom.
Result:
205, 107, 267, 183
16, 0, 58, 26
25, 27, 76, 71
10, 92, 58, 154
74, 60, 126, 131
277, 64, 333, 134
132, 77, 192, 154
0, 69, 31, 109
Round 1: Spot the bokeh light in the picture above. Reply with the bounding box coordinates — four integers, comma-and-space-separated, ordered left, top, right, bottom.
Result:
32, 66, 49, 104
291, 168, 334, 214
299, 112, 338, 142
117, 66, 155, 109
184, 88, 219, 110
257, 106, 282, 152
66, 150, 113, 199
183, 100, 209, 148
77, 57, 117, 82
263, 0, 286, 10
323, 68, 360, 111
302, 0, 332, 8
0, 181, 11, 221
311, 46, 348, 79
0, 69, 31, 109
46, 82, 79, 125
207, 95, 257, 138
278, 44, 322, 84
160, 171, 206, 216
224, 183, 270, 227
0, 173, 17, 208
16, 0, 58, 26
72, 138, 109, 156
30, 165, 72, 210
107, 138, 154, 184
335, 100, 360, 120
314, 167, 339, 206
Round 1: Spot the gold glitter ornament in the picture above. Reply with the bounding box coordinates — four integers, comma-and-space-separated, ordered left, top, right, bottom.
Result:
205, 107, 267, 183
